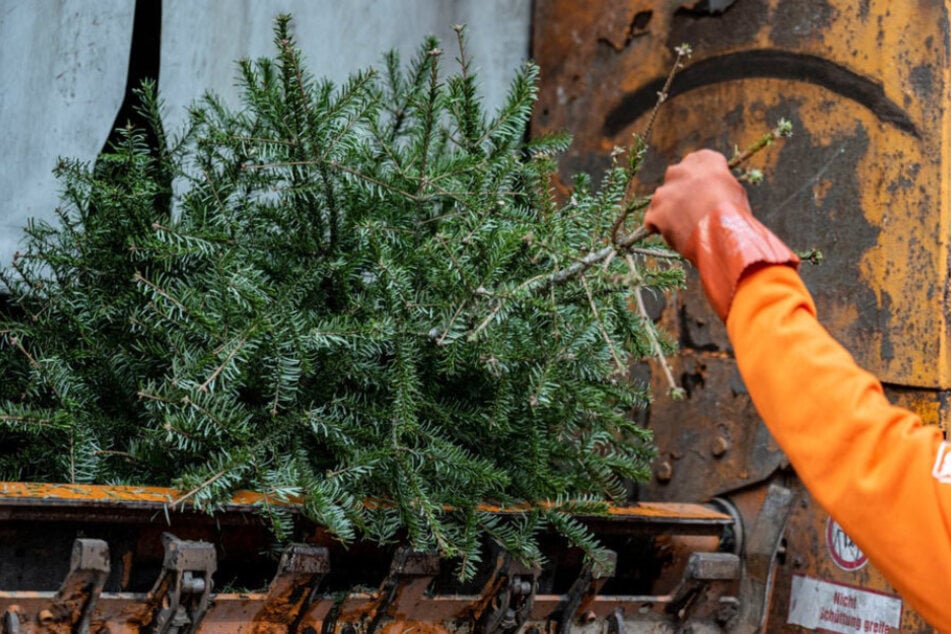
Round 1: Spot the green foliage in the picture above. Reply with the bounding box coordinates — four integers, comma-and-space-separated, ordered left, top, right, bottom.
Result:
0, 16, 682, 572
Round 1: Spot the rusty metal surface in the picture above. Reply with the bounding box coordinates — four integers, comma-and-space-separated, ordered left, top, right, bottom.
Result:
0, 593, 740, 633
0, 481, 731, 528
0, 481, 749, 632
0, 492, 765, 633
0, 482, 279, 510
0, 560, 741, 633
531, 0, 948, 630
532, 0, 951, 391
641, 352, 789, 502
770, 478, 933, 633
249, 544, 329, 631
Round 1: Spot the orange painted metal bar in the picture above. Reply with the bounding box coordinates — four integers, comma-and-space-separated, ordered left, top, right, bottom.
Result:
0, 481, 730, 523
0, 481, 265, 509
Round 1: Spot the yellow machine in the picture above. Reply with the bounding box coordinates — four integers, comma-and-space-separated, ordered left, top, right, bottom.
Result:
532, 0, 949, 630
0, 1, 946, 631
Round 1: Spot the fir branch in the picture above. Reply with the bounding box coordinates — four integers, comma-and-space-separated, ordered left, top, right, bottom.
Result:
0, 16, 668, 572
415, 47, 442, 197
242, 159, 423, 201
198, 332, 252, 393
449, 24, 483, 151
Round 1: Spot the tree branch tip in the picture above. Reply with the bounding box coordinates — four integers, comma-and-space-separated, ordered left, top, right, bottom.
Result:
674, 43, 693, 58
776, 118, 794, 138
797, 248, 824, 266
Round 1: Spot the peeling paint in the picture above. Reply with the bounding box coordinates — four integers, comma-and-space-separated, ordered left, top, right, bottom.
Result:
770, 0, 838, 48
532, 0, 951, 627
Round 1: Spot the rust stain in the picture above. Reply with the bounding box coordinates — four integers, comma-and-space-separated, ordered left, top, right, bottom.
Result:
771, 479, 933, 632
0, 481, 728, 524
379, 619, 450, 634
532, 0, 949, 628
0, 481, 298, 508
534, 0, 951, 388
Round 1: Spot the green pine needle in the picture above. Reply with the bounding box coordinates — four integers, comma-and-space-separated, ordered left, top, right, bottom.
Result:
0, 16, 681, 575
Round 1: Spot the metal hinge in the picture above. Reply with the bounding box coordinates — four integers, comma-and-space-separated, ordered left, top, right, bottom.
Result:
143, 533, 217, 634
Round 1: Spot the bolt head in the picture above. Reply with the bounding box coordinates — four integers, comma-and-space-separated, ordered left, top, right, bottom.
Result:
711, 435, 731, 457
655, 460, 673, 483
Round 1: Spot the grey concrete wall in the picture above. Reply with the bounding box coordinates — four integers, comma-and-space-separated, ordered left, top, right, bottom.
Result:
0, 0, 135, 263
0, 0, 531, 268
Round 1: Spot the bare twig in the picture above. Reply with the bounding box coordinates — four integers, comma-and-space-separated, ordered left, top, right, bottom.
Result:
436, 298, 469, 346
629, 246, 680, 259
641, 44, 693, 148
580, 275, 625, 373
624, 255, 684, 400
728, 118, 793, 169
133, 272, 189, 316
468, 295, 508, 341
7, 334, 40, 370
0, 414, 55, 428
168, 467, 230, 509
612, 44, 692, 244
6, 333, 66, 402
199, 335, 249, 392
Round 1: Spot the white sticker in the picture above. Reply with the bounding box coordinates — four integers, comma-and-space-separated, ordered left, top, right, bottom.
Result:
826, 517, 868, 571
932, 441, 951, 483
787, 575, 902, 633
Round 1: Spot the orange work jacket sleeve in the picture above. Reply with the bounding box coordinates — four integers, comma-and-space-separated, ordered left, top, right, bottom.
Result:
726, 264, 951, 631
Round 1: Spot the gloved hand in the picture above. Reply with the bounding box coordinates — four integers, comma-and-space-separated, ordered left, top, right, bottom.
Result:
645, 149, 799, 320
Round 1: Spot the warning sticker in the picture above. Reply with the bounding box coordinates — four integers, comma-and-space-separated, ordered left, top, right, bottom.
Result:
826, 517, 868, 571
787, 575, 902, 633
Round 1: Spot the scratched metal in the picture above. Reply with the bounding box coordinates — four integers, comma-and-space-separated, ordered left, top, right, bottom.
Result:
532, 0, 951, 391
531, 0, 950, 631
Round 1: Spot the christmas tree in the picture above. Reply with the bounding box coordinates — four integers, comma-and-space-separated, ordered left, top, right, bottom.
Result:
0, 16, 683, 574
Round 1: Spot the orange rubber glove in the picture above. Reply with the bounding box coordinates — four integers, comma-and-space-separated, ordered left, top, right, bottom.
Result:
644, 149, 799, 319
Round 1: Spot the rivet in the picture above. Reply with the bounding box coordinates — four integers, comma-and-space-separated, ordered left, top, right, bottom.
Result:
656, 460, 673, 483
711, 435, 731, 457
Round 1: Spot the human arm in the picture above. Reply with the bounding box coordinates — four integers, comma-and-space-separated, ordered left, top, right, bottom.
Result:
729, 265, 951, 630
645, 149, 951, 630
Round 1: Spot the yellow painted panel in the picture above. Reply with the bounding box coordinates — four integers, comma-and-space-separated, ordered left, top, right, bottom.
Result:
533, 0, 951, 389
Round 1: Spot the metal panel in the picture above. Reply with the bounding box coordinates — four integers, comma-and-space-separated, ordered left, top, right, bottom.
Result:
531, 0, 949, 630
531, 0, 951, 390
0, 0, 134, 266
0, 483, 784, 633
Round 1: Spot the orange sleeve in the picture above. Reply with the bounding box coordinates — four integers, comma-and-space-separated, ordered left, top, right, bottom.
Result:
726, 264, 951, 630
